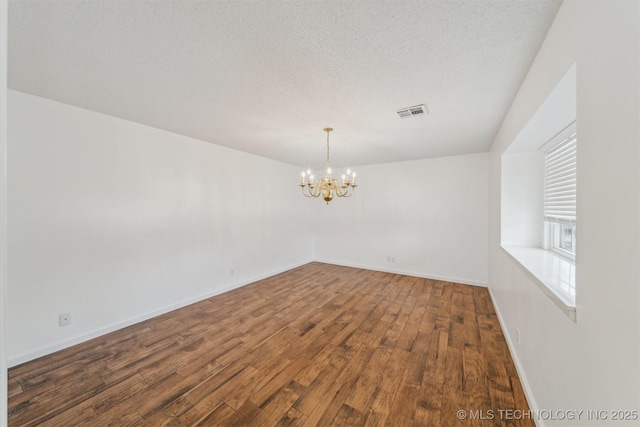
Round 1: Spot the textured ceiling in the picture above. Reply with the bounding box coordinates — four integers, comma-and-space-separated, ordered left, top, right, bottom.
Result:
8, 0, 561, 168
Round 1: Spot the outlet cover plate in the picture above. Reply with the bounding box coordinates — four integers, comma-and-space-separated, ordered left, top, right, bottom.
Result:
59, 313, 71, 327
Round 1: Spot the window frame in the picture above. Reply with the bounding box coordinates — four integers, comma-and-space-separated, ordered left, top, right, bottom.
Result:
541, 122, 577, 262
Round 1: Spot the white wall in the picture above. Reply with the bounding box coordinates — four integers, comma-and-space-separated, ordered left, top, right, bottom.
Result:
6, 89, 490, 369
489, 1, 639, 425
7, 91, 314, 366
500, 152, 542, 247
314, 153, 489, 286
1, 1, 8, 425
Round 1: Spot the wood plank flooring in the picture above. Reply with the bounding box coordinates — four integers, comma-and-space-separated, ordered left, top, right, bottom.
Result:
8, 262, 533, 426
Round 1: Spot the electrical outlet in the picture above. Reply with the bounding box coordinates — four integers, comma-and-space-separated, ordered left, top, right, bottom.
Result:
230, 269, 235, 276
386, 256, 396, 263
516, 328, 521, 344
59, 313, 71, 327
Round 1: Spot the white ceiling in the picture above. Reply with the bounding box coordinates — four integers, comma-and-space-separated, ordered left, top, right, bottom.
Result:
8, 0, 561, 169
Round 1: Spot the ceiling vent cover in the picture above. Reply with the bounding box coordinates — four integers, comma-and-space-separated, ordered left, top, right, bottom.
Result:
396, 104, 428, 119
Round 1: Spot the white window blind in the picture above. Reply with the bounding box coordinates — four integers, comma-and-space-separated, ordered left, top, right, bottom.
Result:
544, 133, 577, 224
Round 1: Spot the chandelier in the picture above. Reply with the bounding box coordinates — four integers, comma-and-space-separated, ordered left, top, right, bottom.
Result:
299, 127, 357, 204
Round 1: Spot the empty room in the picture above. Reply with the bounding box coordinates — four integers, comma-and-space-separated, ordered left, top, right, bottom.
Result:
1, 1, 639, 426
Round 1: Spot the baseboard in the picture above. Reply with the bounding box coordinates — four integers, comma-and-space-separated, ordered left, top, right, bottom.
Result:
7, 259, 314, 368
313, 258, 488, 288
8, 259, 487, 367
487, 287, 542, 427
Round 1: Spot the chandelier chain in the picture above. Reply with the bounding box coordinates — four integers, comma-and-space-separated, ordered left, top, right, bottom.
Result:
326, 130, 330, 168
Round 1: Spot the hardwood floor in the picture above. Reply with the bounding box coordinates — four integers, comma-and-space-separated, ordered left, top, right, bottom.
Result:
8, 263, 533, 426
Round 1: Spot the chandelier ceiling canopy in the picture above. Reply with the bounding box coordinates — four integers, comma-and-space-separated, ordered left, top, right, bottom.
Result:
299, 128, 357, 205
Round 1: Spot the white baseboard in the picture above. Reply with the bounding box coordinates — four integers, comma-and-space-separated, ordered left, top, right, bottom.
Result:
487, 287, 542, 427
8, 259, 314, 367
313, 258, 488, 287
9, 259, 487, 367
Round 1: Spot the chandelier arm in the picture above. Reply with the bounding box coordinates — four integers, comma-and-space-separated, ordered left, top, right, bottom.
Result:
335, 186, 353, 197
301, 185, 317, 198
332, 178, 348, 197
309, 185, 321, 197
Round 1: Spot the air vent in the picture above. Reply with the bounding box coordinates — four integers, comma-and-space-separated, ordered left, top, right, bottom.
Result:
396, 104, 428, 119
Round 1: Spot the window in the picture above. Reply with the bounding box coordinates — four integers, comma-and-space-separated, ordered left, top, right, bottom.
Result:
543, 126, 576, 260
500, 64, 577, 320
552, 222, 576, 254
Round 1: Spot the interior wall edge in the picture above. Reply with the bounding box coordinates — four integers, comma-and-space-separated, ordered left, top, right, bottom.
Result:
313, 258, 488, 288
1, 0, 9, 425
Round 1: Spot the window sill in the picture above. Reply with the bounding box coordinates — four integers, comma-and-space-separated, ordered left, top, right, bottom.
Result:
501, 244, 576, 322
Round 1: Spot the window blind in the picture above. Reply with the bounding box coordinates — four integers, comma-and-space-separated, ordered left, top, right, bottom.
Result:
544, 133, 577, 224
